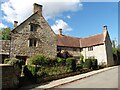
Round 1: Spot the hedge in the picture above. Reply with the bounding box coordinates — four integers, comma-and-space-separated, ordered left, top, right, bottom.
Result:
91, 59, 98, 70
66, 58, 76, 72
83, 59, 92, 69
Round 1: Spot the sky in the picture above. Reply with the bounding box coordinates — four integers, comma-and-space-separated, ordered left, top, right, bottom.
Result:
0, 0, 119, 45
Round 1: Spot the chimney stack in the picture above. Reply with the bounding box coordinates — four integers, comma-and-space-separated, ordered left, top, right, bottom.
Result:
33, 3, 42, 15
103, 25, 107, 31
59, 29, 62, 35
14, 21, 18, 28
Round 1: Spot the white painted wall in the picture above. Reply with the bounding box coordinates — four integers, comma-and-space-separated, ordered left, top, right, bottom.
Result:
81, 44, 108, 65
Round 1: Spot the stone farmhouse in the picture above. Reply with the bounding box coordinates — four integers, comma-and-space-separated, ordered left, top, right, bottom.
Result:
0, 3, 114, 66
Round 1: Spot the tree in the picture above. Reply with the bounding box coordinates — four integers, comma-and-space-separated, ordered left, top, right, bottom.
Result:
0, 28, 11, 40
112, 47, 120, 65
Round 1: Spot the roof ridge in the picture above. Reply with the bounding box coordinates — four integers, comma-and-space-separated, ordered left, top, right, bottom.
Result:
57, 34, 81, 39
11, 11, 38, 32
81, 33, 103, 39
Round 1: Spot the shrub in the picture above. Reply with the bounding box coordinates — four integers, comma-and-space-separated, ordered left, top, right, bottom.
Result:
98, 62, 107, 69
7, 58, 19, 66
4, 58, 10, 64
28, 54, 47, 65
27, 65, 37, 76
56, 57, 66, 66
62, 51, 73, 58
83, 59, 92, 69
66, 58, 76, 72
23, 65, 40, 82
80, 54, 84, 60
7, 58, 23, 69
57, 50, 73, 58
76, 64, 83, 71
23, 65, 32, 77
37, 70, 48, 78
91, 59, 98, 70
7, 58, 21, 77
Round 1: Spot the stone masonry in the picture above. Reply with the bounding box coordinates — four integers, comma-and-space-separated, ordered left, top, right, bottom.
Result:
10, 3, 57, 59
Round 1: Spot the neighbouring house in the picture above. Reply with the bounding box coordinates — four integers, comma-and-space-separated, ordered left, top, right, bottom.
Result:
57, 26, 114, 66
0, 3, 114, 66
0, 40, 10, 63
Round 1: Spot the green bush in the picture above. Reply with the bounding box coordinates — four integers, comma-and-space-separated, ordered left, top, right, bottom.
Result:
28, 54, 47, 65
66, 58, 76, 72
27, 65, 38, 76
83, 59, 92, 69
80, 54, 84, 60
7, 58, 23, 69
56, 57, 66, 66
4, 58, 10, 64
37, 70, 48, 78
76, 64, 83, 71
7, 58, 19, 66
91, 59, 98, 70
7, 58, 21, 77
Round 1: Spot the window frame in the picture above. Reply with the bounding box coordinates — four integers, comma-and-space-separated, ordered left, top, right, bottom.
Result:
73, 48, 77, 51
30, 24, 37, 32
29, 39, 37, 47
88, 46, 93, 51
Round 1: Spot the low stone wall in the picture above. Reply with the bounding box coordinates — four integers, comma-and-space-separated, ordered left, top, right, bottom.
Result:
0, 64, 19, 89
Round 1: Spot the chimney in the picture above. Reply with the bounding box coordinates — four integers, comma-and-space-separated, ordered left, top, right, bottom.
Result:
59, 29, 62, 35
33, 3, 42, 15
103, 25, 108, 41
103, 25, 107, 31
14, 21, 18, 28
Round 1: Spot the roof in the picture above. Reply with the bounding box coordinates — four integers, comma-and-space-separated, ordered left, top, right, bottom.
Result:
11, 12, 38, 32
57, 33, 105, 48
80, 33, 104, 47
57, 35, 80, 48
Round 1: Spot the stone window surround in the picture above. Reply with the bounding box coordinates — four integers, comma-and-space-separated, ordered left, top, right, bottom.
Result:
28, 38, 38, 47
30, 24, 37, 32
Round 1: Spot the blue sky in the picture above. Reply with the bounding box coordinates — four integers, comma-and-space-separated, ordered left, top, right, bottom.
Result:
0, 1, 118, 44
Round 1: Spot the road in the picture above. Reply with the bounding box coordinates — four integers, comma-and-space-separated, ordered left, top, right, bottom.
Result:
56, 66, 119, 88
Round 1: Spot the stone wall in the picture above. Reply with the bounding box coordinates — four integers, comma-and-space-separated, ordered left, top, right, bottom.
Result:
10, 13, 57, 59
105, 32, 114, 66
0, 40, 10, 55
0, 40, 10, 63
0, 64, 19, 89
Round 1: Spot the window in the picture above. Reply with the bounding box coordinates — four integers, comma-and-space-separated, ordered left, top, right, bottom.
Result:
73, 48, 77, 51
88, 46, 93, 51
30, 24, 36, 32
80, 48, 83, 52
57, 48, 61, 52
88, 56, 95, 59
29, 39, 37, 47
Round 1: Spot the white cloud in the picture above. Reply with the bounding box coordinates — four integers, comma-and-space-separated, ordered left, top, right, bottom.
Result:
67, 15, 71, 19
0, 22, 7, 29
51, 19, 72, 34
1, 0, 82, 24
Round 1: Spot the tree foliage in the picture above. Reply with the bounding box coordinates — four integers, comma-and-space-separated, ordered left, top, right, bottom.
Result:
112, 47, 120, 65
0, 28, 11, 40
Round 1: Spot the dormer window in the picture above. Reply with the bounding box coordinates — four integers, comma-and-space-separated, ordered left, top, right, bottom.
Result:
30, 24, 37, 32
